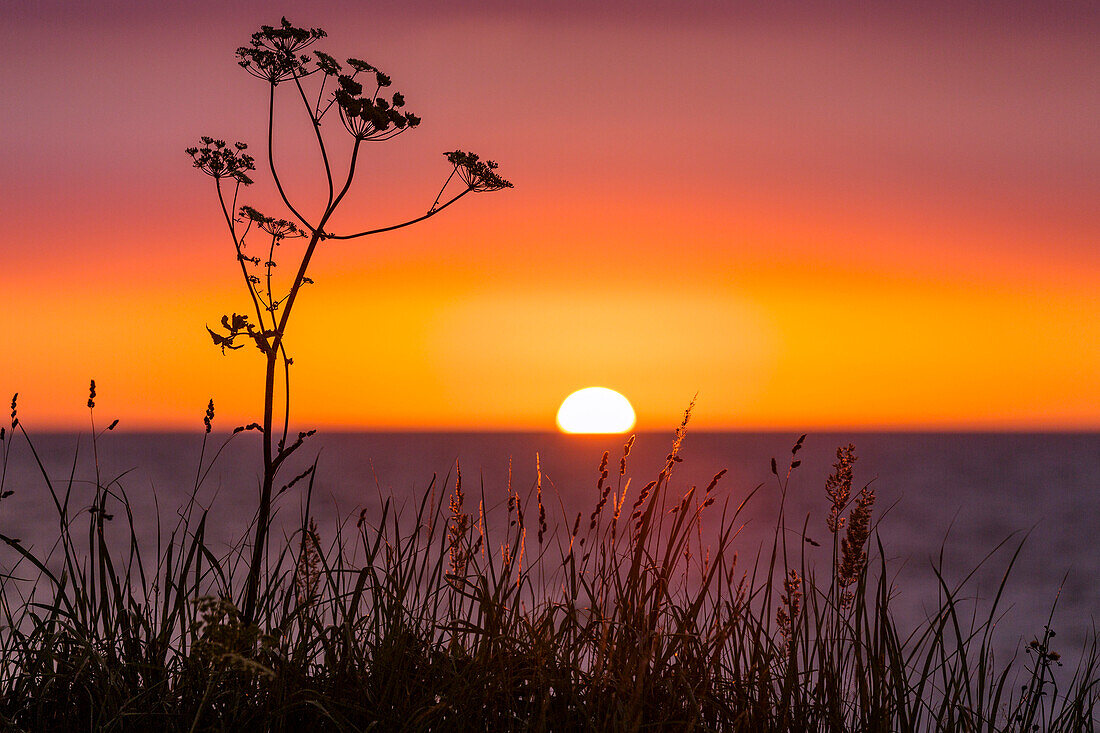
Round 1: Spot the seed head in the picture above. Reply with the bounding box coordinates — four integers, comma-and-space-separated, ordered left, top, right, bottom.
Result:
826, 444, 857, 533
186, 138, 255, 184
444, 150, 512, 192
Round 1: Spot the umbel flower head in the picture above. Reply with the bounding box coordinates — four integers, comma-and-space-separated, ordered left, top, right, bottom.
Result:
186, 138, 255, 184
334, 62, 420, 141
313, 50, 341, 76
236, 17, 326, 85
445, 151, 513, 192
239, 205, 304, 240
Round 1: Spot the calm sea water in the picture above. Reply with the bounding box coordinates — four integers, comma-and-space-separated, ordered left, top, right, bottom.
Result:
2, 431, 1097, 659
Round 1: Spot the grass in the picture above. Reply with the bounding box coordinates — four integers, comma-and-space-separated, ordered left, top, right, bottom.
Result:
0, 398, 1096, 731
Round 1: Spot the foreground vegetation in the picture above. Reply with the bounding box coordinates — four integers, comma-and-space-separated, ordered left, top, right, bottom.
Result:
0, 398, 1096, 732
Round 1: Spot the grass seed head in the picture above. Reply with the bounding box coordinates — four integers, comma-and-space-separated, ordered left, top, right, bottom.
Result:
826, 443, 857, 534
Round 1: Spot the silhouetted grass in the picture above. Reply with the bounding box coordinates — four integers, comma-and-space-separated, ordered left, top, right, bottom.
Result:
0, 397, 1096, 731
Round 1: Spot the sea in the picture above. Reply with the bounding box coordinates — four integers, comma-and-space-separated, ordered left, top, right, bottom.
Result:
2, 431, 1097, 664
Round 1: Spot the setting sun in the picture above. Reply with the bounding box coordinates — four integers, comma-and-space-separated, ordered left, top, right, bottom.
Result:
556, 387, 636, 434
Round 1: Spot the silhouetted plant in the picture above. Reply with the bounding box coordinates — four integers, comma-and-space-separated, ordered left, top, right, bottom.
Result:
186, 17, 511, 623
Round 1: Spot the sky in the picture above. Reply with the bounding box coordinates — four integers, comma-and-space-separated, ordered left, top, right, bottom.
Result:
2, 1, 1098, 431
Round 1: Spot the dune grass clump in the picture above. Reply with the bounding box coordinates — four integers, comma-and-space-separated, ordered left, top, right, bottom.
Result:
0, 396, 1096, 731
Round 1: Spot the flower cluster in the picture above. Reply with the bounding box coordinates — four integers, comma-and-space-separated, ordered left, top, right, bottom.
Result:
186, 138, 255, 185
202, 396, 214, 431
347, 58, 391, 87
1026, 629, 1063, 668
239, 205, 303, 240
776, 569, 802, 651
236, 17, 326, 85
447, 465, 470, 585
445, 151, 513, 193
313, 50, 341, 76
837, 480, 875, 606
333, 64, 420, 141
294, 518, 322, 610
825, 444, 856, 533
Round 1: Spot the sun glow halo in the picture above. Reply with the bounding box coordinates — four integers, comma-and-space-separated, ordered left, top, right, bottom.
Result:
556, 387, 636, 434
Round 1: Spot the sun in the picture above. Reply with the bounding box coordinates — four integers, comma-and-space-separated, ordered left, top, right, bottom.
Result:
556, 387, 636, 434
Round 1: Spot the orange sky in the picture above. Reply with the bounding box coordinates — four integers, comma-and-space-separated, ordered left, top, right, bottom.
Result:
3, 2, 1098, 430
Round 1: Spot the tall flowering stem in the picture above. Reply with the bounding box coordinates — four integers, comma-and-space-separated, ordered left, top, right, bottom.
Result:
776, 569, 802, 653
824, 443, 855, 534
447, 465, 469, 586
822, 443, 876, 609
837, 482, 875, 606
187, 18, 510, 623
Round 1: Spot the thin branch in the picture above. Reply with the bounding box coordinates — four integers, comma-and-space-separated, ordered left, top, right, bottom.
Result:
267, 83, 315, 233
216, 178, 269, 333
265, 233, 278, 314
265, 133, 359, 384
317, 66, 364, 119
326, 188, 473, 240
280, 344, 291, 451
314, 74, 328, 118
293, 73, 334, 208
431, 167, 458, 211
272, 428, 316, 473
271, 231, 320, 353
329, 138, 362, 213
231, 180, 242, 226
265, 138, 361, 359
214, 176, 235, 237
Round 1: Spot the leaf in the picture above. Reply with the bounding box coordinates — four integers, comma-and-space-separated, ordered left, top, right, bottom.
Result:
207, 326, 228, 347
